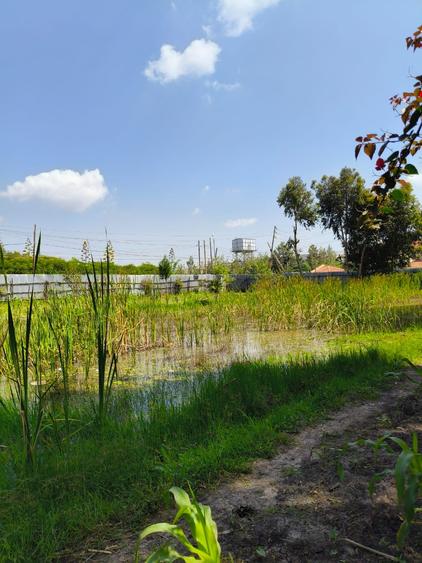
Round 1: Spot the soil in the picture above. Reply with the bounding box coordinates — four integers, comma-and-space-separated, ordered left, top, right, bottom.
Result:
72, 372, 422, 563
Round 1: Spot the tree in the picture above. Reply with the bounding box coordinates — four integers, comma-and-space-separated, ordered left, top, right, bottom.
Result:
277, 177, 317, 274
348, 185, 422, 274
158, 255, 172, 279
356, 25, 422, 213
312, 168, 366, 269
306, 245, 340, 271
81, 240, 91, 263
168, 248, 180, 272
186, 256, 196, 274
273, 240, 298, 272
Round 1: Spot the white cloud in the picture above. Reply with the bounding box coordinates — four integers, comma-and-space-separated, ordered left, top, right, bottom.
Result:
206, 80, 241, 92
203, 185, 211, 192
224, 217, 257, 228
192, 207, 201, 215
1, 169, 108, 212
218, 0, 281, 36
202, 24, 213, 38
145, 39, 221, 84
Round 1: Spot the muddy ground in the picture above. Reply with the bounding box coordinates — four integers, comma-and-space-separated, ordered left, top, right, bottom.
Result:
74, 373, 422, 562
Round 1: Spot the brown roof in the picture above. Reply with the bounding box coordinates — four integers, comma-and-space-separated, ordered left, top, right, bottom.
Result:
408, 260, 422, 270
311, 264, 345, 273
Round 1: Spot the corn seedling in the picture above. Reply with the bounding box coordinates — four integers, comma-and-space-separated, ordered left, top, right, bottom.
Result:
390, 433, 422, 547
341, 431, 422, 549
136, 487, 221, 562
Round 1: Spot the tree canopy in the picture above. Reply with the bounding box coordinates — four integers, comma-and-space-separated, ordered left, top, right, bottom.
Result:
277, 177, 317, 274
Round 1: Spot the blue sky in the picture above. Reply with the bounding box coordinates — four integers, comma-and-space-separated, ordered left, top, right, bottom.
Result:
0, 0, 421, 264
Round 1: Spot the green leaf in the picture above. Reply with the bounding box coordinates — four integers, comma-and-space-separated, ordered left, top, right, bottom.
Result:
256, 547, 267, 558
380, 206, 394, 214
404, 163, 419, 175
145, 544, 185, 563
390, 189, 405, 202
140, 523, 201, 556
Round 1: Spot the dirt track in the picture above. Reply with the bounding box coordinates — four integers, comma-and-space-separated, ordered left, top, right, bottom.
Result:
74, 372, 422, 562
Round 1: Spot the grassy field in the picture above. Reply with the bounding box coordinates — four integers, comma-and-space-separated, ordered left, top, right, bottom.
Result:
0, 273, 421, 561
0, 273, 421, 374
1, 345, 417, 562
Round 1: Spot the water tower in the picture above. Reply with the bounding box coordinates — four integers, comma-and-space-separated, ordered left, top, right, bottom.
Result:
232, 238, 256, 258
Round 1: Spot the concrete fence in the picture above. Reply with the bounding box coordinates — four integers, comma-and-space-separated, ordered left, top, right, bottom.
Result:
0, 274, 217, 300
0, 268, 420, 299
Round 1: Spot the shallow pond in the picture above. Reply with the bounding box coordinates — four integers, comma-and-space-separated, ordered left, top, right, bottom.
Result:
79, 328, 333, 391
0, 329, 334, 404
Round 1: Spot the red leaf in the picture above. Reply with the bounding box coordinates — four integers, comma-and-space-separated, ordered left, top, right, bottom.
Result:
364, 143, 376, 159
355, 144, 362, 159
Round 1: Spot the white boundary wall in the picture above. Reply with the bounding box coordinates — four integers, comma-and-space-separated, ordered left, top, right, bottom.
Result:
0, 274, 217, 299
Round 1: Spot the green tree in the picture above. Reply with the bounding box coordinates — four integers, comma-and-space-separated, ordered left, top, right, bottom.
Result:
168, 248, 180, 273
273, 241, 298, 272
348, 185, 422, 274
312, 168, 366, 269
277, 177, 317, 274
158, 255, 172, 279
186, 256, 196, 274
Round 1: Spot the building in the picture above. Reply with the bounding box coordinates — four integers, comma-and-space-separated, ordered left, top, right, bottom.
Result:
311, 264, 345, 273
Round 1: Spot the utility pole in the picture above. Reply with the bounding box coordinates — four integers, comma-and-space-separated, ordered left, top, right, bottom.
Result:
268, 226, 283, 272
270, 226, 277, 254
209, 238, 213, 267
197, 240, 201, 272
203, 240, 207, 272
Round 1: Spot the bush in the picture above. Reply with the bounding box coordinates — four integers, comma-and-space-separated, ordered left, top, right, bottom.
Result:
173, 279, 183, 294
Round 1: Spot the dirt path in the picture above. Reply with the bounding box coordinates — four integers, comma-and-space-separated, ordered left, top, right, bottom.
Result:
76, 374, 422, 562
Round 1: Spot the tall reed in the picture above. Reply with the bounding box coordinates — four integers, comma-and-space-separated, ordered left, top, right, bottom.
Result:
1, 234, 50, 466
86, 254, 118, 423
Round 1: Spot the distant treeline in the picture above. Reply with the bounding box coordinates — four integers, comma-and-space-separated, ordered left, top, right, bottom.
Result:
1, 251, 159, 275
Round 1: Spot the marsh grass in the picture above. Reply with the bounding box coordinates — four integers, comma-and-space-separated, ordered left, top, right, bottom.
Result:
0, 346, 411, 561
0, 273, 420, 385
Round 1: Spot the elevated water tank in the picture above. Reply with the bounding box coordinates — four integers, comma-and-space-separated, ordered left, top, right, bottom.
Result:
232, 238, 256, 254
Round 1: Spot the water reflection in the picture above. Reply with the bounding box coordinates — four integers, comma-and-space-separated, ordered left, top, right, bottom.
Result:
87, 329, 332, 390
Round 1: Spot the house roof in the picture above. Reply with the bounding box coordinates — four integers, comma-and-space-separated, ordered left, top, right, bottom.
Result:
408, 260, 422, 270
311, 264, 345, 273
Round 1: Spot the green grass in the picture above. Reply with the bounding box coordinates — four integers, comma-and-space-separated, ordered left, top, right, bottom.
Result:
0, 273, 421, 380
0, 344, 415, 562
0, 273, 421, 560
331, 327, 422, 364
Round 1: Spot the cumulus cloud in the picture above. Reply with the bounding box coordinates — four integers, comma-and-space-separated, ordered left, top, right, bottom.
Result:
1, 169, 108, 212
145, 39, 221, 84
206, 80, 241, 92
224, 217, 257, 228
218, 0, 281, 36
192, 207, 201, 215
